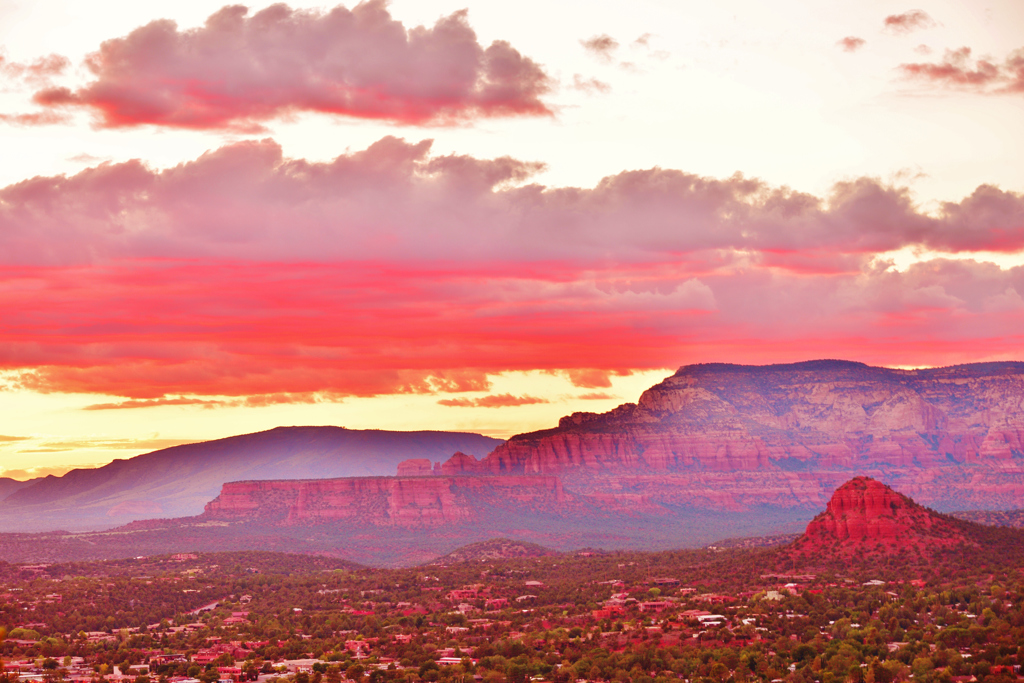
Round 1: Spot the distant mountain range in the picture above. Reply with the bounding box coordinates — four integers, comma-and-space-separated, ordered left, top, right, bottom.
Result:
5, 359, 1024, 564
0, 426, 502, 532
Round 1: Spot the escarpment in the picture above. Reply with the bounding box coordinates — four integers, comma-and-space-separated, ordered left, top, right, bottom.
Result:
201, 361, 1024, 538
204, 475, 569, 526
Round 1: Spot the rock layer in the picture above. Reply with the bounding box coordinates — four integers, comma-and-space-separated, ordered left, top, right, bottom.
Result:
202, 361, 1024, 542
472, 360, 1024, 511
204, 475, 569, 526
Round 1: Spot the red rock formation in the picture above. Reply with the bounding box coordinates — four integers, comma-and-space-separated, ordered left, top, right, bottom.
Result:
473, 360, 1024, 511
439, 452, 483, 475
396, 459, 433, 476
204, 475, 569, 527
790, 477, 970, 558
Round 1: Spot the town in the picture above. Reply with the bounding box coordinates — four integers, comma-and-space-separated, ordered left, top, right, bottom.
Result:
1, 542, 1021, 683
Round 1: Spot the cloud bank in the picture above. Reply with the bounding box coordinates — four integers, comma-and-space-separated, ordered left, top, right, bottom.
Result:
0, 138, 1021, 400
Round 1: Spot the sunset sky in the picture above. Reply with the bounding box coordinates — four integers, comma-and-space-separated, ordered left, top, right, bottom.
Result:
1, 0, 1023, 478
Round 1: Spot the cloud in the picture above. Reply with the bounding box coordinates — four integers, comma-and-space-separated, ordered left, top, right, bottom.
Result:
837, 37, 866, 53
883, 10, 936, 34
82, 393, 347, 410
0, 139, 1022, 399
2, 136, 1022, 269
83, 397, 228, 410
68, 153, 107, 164
571, 74, 611, 94
900, 47, 1024, 95
0, 53, 69, 86
0, 111, 72, 126
438, 393, 550, 408
576, 392, 617, 400
565, 369, 613, 388
581, 34, 619, 62
0, 435, 30, 442
633, 34, 653, 48
31, 1, 551, 130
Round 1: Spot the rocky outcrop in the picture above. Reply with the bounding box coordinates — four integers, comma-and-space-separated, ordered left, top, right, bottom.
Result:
204, 475, 569, 527
438, 452, 484, 475
396, 459, 434, 476
790, 477, 971, 557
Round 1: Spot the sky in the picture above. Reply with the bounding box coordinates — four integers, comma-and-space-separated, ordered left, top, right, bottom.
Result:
0, 0, 1022, 479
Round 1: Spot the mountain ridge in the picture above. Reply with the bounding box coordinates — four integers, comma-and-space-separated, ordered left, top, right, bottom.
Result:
0, 426, 503, 532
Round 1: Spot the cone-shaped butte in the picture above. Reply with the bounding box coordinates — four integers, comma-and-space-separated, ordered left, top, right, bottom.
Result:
790, 476, 972, 559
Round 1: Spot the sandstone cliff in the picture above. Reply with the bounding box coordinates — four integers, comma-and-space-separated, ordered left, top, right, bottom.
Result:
473, 360, 1024, 510
484, 360, 1024, 474
204, 475, 569, 527
179, 360, 1024, 564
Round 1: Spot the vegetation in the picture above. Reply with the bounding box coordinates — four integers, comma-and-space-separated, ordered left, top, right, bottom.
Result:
1, 542, 1023, 683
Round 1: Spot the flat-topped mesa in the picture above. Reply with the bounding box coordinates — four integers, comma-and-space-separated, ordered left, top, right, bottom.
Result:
395, 453, 486, 477
477, 360, 1024, 477
203, 475, 570, 527
396, 459, 433, 476
790, 477, 970, 557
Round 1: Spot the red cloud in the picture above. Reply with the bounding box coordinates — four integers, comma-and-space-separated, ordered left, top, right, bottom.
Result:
32, 1, 551, 130
565, 369, 613, 388
0, 140, 1022, 400
837, 37, 866, 53
438, 394, 550, 408
900, 47, 1024, 95
883, 10, 935, 34
0, 257, 1021, 400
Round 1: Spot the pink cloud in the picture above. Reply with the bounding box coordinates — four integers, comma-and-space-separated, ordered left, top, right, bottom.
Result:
32, 1, 551, 130
0, 54, 69, 85
2, 137, 1022, 269
0, 110, 72, 126
581, 34, 619, 62
565, 369, 613, 388
837, 37, 866, 53
883, 10, 936, 34
900, 47, 1024, 95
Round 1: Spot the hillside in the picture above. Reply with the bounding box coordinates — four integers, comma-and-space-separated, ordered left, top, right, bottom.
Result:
429, 538, 558, 564
0, 426, 502, 532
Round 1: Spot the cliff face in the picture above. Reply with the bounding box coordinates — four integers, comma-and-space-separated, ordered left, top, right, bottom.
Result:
204, 475, 568, 527
791, 477, 970, 557
485, 361, 1024, 475
189, 361, 1024, 559
474, 360, 1024, 511
0, 426, 503, 533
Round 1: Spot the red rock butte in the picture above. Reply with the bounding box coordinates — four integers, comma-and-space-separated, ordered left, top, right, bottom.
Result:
791, 477, 971, 558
